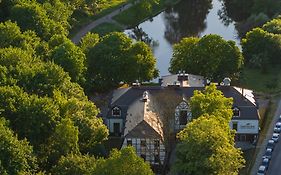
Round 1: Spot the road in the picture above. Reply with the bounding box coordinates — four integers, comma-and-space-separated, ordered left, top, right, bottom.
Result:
71, 2, 134, 44
251, 99, 281, 175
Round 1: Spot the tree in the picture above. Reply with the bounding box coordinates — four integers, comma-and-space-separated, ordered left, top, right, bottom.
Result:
263, 17, 281, 34
51, 154, 97, 175
0, 117, 38, 175
242, 27, 281, 68
86, 32, 158, 91
94, 147, 154, 175
10, 1, 67, 40
174, 116, 245, 175
50, 40, 86, 83
79, 32, 100, 53
0, 21, 42, 54
169, 34, 244, 81
190, 84, 233, 123
41, 118, 80, 169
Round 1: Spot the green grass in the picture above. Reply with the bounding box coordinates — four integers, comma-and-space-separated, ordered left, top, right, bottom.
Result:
240, 67, 281, 94
91, 23, 123, 36
69, 0, 134, 38
113, 0, 180, 27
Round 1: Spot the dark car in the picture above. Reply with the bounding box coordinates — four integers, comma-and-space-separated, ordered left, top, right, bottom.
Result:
262, 148, 273, 160
266, 140, 275, 150
261, 158, 270, 170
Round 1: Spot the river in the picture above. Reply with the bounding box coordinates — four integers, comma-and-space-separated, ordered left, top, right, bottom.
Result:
125, 0, 240, 76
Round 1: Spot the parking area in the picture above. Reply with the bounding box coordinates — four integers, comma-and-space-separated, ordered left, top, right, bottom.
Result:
254, 100, 281, 175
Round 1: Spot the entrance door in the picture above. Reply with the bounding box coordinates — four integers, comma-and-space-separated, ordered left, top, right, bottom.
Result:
113, 123, 120, 136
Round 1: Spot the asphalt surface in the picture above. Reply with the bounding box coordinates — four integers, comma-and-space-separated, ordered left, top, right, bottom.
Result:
71, 2, 134, 44
251, 100, 281, 175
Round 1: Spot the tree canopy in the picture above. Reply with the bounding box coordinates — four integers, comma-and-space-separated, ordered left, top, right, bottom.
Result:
190, 83, 233, 122
169, 34, 244, 81
174, 116, 245, 175
86, 32, 158, 91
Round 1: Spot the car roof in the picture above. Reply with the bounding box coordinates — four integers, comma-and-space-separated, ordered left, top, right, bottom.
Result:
266, 148, 273, 152
268, 139, 274, 143
259, 165, 266, 171
273, 133, 279, 136
262, 158, 269, 162
276, 122, 281, 125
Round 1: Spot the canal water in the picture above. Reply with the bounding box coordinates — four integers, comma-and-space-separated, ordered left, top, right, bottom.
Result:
125, 0, 240, 76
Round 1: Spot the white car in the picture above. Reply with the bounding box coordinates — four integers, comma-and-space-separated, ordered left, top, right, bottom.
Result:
257, 165, 266, 175
272, 133, 280, 142
274, 122, 281, 133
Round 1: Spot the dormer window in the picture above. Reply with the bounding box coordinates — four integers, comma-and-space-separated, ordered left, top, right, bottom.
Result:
112, 107, 121, 117
233, 107, 240, 117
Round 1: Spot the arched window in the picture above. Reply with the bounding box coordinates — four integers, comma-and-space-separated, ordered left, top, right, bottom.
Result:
233, 107, 240, 117
175, 101, 192, 129
112, 107, 121, 117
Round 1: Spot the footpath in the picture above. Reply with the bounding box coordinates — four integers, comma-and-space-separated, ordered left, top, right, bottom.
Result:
71, 2, 134, 44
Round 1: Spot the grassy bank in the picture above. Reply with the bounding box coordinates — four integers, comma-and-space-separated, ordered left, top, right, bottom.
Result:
113, 0, 181, 27
240, 67, 281, 94
69, 0, 134, 38
91, 23, 123, 36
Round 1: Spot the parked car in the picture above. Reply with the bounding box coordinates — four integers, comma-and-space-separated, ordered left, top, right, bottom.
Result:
274, 122, 281, 133
262, 148, 273, 160
261, 158, 270, 170
272, 133, 280, 142
257, 165, 266, 175
266, 140, 275, 150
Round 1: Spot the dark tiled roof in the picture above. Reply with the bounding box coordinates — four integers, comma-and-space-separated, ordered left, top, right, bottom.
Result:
125, 120, 162, 139
109, 86, 259, 120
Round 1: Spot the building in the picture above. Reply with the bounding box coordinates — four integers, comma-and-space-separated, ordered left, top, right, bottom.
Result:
105, 75, 260, 167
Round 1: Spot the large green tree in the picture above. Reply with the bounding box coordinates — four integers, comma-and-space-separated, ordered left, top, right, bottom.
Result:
169, 34, 244, 81
0, 117, 38, 175
86, 32, 158, 91
94, 147, 154, 175
10, 1, 67, 40
190, 84, 233, 122
50, 40, 86, 83
174, 116, 245, 175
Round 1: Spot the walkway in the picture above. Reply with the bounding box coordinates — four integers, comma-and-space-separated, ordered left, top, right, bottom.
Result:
71, 2, 134, 44
250, 99, 281, 175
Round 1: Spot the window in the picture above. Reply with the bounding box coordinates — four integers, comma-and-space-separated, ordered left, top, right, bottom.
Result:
141, 140, 146, 147
112, 107, 121, 117
154, 140, 159, 147
127, 139, 132, 146
141, 154, 146, 160
154, 153, 160, 164
232, 122, 238, 131
179, 110, 187, 125
233, 107, 240, 117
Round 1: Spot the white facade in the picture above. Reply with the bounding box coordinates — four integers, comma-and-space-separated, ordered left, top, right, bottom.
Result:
230, 119, 259, 134
122, 138, 165, 165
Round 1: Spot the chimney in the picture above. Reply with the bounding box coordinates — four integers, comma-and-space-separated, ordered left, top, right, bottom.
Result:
177, 71, 188, 87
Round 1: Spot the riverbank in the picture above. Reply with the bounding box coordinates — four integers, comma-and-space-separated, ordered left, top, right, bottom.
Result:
113, 0, 181, 28
69, 0, 134, 38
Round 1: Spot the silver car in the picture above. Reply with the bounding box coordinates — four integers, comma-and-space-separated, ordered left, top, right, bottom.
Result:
257, 165, 266, 175
274, 122, 281, 133
272, 133, 280, 142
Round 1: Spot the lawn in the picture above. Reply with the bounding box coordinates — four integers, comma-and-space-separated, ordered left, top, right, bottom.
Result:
69, 0, 134, 37
240, 67, 281, 94
91, 23, 123, 36
113, 0, 180, 27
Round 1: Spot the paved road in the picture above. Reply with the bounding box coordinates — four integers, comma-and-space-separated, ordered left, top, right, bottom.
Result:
251, 99, 281, 175
71, 2, 134, 44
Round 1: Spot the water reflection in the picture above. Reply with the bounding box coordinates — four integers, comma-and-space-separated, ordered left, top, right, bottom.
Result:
125, 0, 240, 76
164, 0, 212, 44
